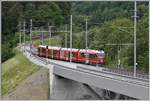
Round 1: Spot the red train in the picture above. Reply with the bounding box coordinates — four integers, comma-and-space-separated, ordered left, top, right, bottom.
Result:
32, 45, 105, 65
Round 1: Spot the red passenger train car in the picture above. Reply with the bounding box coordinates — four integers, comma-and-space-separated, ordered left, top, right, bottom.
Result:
32, 45, 105, 65
60, 48, 79, 61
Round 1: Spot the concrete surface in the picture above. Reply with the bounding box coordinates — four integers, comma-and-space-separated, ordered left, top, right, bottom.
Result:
50, 74, 101, 100
49, 64, 101, 100
53, 65, 149, 99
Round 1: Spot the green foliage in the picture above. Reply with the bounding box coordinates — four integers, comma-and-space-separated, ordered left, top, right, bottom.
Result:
70, 1, 148, 72
136, 14, 148, 72
2, 1, 148, 72
2, 43, 15, 62
87, 18, 133, 67
2, 2, 71, 62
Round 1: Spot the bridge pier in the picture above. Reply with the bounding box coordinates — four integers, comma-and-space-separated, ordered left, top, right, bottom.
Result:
49, 65, 101, 100
49, 67, 132, 100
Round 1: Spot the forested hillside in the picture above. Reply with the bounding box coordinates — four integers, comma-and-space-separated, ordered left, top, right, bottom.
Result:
2, 2, 71, 62
71, 1, 149, 72
2, 1, 148, 72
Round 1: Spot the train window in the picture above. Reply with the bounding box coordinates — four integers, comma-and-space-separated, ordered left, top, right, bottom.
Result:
65, 53, 69, 57
89, 54, 97, 58
60, 51, 64, 57
72, 52, 76, 57
48, 50, 52, 56
53, 50, 58, 56
81, 53, 86, 58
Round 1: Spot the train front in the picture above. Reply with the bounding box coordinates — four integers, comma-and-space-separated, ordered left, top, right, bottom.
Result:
97, 50, 105, 65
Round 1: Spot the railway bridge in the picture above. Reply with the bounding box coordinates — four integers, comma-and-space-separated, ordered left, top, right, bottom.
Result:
18, 3, 149, 98
20, 45, 149, 100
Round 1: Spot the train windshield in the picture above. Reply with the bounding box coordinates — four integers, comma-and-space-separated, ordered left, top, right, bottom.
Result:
97, 50, 105, 58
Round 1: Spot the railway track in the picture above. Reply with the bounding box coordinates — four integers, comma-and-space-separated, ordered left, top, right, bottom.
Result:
102, 67, 149, 80
25, 48, 149, 82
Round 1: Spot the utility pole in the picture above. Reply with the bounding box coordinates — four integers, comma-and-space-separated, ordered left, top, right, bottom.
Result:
70, 15, 72, 62
85, 18, 88, 64
23, 20, 26, 51
133, 1, 137, 77
30, 19, 32, 54
48, 26, 55, 46
149, 0, 150, 77
19, 21, 21, 46
48, 25, 53, 59
48, 26, 52, 46
65, 24, 68, 48
41, 27, 44, 45
117, 46, 121, 68
85, 18, 88, 49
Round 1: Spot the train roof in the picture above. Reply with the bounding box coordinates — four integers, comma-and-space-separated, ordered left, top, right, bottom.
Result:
61, 48, 79, 51
48, 46, 61, 50
79, 49, 100, 53
38, 45, 103, 54
38, 45, 47, 48
38, 45, 61, 49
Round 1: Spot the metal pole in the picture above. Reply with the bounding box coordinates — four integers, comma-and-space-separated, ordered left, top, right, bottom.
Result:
65, 24, 68, 48
48, 22, 50, 46
134, 1, 137, 77
118, 46, 121, 68
85, 18, 88, 64
149, 0, 150, 77
48, 26, 55, 46
85, 18, 88, 49
48, 26, 52, 59
70, 15, 72, 62
19, 22, 21, 46
48, 26, 52, 46
48, 26, 55, 58
30, 19, 32, 54
23, 20, 26, 51
41, 27, 44, 45
40, 28, 42, 45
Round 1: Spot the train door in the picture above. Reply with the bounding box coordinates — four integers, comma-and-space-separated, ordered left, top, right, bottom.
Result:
71, 51, 78, 62
78, 52, 86, 63
85, 52, 89, 64
60, 50, 65, 60
89, 53, 99, 65
53, 50, 57, 59
64, 51, 69, 61
39, 47, 43, 56
43, 48, 47, 57
48, 49, 52, 58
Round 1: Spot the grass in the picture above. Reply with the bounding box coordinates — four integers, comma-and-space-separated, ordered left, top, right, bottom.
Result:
2, 49, 40, 95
